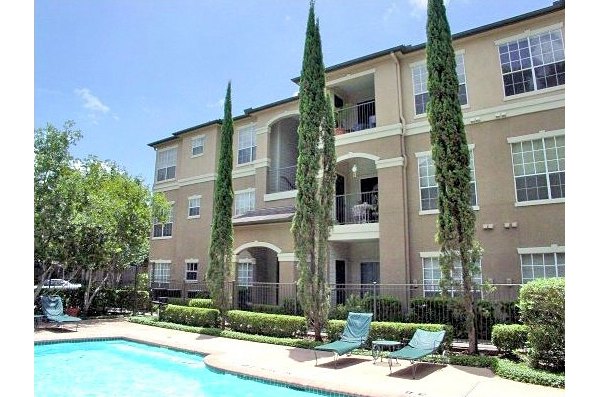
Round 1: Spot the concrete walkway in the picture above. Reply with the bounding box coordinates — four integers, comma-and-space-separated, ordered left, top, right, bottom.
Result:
34, 318, 564, 397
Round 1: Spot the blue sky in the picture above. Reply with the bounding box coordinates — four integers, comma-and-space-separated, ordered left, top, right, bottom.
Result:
33, 0, 557, 187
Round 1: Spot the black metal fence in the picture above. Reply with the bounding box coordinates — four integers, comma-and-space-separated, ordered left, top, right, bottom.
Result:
149, 281, 523, 341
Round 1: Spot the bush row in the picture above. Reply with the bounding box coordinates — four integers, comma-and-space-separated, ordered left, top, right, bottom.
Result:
491, 324, 529, 352
227, 310, 307, 338
326, 319, 453, 349
36, 288, 151, 316
159, 304, 219, 328
408, 297, 520, 340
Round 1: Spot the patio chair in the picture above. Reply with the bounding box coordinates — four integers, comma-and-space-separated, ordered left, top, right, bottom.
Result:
40, 295, 81, 331
314, 312, 373, 368
388, 328, 446, 378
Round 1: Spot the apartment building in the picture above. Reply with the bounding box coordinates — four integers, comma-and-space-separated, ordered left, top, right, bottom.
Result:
148, 1, 565, 305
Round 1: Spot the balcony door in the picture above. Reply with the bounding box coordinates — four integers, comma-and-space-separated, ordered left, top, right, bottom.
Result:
335, 174, 345, 224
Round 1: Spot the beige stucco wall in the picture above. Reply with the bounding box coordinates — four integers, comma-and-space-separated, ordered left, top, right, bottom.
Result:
405, 108, 564, 287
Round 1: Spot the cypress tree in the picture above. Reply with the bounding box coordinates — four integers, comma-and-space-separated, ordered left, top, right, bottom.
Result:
207, 82, 234, 328
426, 0, 482, 354
292, 1, 333, 342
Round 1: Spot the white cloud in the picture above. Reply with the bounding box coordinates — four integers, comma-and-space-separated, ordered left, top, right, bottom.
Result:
74, 88, 110, 114
383, 2, 399, 22
206, 98, 225, 109
409, 0, 451, 16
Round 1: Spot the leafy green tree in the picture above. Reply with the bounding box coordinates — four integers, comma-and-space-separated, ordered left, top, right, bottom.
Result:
34, 121, 82, 300
426, 0, 482, 354
292, 1, 334, 342
67, 158, 169, 314
207, 82, 234, 327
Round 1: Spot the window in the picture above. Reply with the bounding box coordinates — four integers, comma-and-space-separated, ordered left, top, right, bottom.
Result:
237, 261, 254, 287
234, 190, 255, 216
422, 256, 483, 297
510, 135, 564, 203
191, 136, 205, 157
498, 28, 564, 97
188, 196, 201, 218
155, 147, 177, 182
417, 148, 477, 212
412, 53, 468, 115
237, 126, 256, 165
185, 262, 198, 281
153, 205, 173, 238
152, 262, 170, 284
520, 251, 565, 283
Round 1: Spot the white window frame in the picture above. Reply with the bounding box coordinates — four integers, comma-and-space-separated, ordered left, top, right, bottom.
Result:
153, 203, 174, 239
496, 26, 565, 98
185, 260, 199, 282
234, 189, 255, 216
237, 259, 255, 287
155, 146, 177, 182
411, 52, 469, 116
237, 125, 257, 165
518, 246, 565, 283
508, 130, 564, 205
420, 252, 483, 297
152, 261, 171, 284
415, 145, 478, 214
191, 135, 206, 157
188, 195, 201, 218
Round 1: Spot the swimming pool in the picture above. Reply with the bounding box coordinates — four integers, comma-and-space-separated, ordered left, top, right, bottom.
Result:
34, 339, 341, 397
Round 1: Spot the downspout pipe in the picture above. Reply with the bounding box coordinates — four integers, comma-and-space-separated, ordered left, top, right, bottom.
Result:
390, 51, 411, 289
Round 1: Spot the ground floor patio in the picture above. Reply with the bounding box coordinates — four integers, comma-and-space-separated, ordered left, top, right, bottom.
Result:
34, 318, 564, 397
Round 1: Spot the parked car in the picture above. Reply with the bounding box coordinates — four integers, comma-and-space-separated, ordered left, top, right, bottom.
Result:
34, 279, 82, 290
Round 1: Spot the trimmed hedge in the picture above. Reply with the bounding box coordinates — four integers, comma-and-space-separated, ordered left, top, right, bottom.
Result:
189, 298, 214, 309
519, 277, 565, 372
251, 304, 285, 315
329, 294, 402, 322
491, 324, 529, 353
326, 320, 453, 350
129, 316, 318, 349
166, 297, 189, 306
159, 304, 219, 328
227, 310, 307, 338
492, 358, 564, 388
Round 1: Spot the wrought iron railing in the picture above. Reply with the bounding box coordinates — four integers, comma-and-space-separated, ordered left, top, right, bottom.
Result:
149, 280, 524, 341
334, 191, 378, 224
334, 100, 376, 135
267, 165, 297, 193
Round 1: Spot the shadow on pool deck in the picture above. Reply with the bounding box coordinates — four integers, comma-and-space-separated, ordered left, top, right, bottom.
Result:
34, 318, 564, 397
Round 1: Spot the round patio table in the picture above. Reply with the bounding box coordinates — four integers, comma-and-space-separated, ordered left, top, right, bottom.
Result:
372, 339, 403, 363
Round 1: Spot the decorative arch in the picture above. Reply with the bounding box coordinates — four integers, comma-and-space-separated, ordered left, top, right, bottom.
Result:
266, 111, 300, 130
336, 152, 380, 163
233, 241, 283, 255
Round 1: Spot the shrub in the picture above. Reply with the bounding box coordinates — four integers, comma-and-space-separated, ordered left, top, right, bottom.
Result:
166, 297, 188, 306
227, 310, 307, 338
518, 277, 565, 372
492, 358, 564, 388
491, 324, 529, 353
328, 294, 402, 322
251, 304, 285, 315
325, 320, 453, 350
159, 304, 219, 328
408, 297, 513, 340
188, 298, 214, 309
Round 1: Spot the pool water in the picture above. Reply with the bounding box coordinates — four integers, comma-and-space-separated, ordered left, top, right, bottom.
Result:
34, 339, 332, 397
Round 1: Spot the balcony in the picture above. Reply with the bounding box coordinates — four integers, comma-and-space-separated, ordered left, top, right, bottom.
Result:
335, 100, 376, 135
268, 165, 297, 193
334, 191, 379, 225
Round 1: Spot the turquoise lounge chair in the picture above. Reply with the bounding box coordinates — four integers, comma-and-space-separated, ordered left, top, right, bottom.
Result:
388, 329, 446, 378
40, 295, 81, 331
314, 312, 373, 367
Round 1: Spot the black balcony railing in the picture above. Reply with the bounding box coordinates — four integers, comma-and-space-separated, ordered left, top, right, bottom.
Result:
334, 191, 378, 224
267, 165, 297, 193
335, 100, 376, 134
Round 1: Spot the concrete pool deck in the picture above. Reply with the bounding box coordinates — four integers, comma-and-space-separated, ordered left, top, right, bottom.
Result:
34, 318, 564, 397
